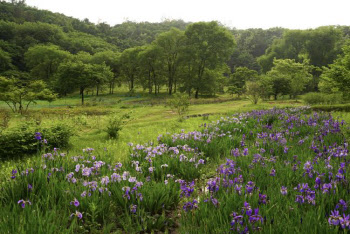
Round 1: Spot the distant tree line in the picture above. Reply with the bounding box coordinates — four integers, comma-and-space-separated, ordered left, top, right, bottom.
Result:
1, 1, 350, 106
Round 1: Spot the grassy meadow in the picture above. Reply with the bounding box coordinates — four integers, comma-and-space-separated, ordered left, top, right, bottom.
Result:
1, 92, 350, 233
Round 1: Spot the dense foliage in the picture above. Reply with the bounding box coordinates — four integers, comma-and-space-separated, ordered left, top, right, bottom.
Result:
1, 1, 350, 103
0, 122, 73, 159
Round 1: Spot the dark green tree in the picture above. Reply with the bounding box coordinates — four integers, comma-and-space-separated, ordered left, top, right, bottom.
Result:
91, 51, 121, 94
24, 44, 72, 82
229, 67, 258, 97
154, 28, 186, 95
183, 21, 236, 98
120, 47, 143, 91
55, 61, 94, 104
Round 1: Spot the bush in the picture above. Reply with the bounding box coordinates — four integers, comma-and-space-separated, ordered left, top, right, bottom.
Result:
246, 81, 263, 104
42, 123, 74, 148
323, 93, 344, 105
311, 104, 350, 112
167, 93, 190, 117
0, 122, 74, 159
105, 113, 131, 139
303, 92, 325, 105
303, 92, 343, 105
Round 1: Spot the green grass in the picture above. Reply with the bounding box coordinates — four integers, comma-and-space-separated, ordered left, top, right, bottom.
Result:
1, 105, 349, 233
9, 92, 345, 233
1, 92, 302, 162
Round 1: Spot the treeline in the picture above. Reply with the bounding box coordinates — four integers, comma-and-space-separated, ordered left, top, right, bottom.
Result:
1, 0, 350, 107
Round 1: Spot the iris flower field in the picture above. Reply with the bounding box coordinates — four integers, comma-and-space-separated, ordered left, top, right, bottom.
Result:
1, 107, 350, 233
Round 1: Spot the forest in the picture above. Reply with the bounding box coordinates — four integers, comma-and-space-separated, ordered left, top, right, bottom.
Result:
1, 0, 350, 109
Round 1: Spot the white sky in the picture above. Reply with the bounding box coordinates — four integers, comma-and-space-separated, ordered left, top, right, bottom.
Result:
24, 0, 350, 29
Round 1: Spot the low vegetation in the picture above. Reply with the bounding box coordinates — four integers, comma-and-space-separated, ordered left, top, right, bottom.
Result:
1, 106, 350, 233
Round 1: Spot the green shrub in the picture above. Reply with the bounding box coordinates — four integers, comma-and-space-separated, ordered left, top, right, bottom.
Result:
323, 93, 343, 105
42, 123, 74, 148
303, 92, 343, 105
303, 92, 325, 105
311, 104, 350, 112
0, 124, 38, 159
0, 122, 74, 159
105, 113, 131, 139
167, 93, 190, 117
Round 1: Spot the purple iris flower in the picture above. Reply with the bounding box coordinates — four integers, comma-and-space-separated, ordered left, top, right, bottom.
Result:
270, 168, 276, 176
183, 199, 198, 212
259, 194, 267, 204
130, 204, 137, 214
18, 199, 31, 208
70, 198, 80, 207
328, 210, 341, 226
11, 169, 17, 179
70, 211, 83, 219
35, 132, 42, 140
280, 186, 287, 195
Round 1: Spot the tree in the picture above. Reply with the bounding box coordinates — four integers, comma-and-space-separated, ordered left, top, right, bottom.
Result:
55, 61, 94, 104
0, 76, 56, 114
0, 48, 12, 72
245, 81, 263, 104
229, 67, 258, 97
228, 50, 261, 73
74, 51, 92, 63
258, 27, 343, 75
120, 47, 143, 91
24, 44, 72, 82
267, 59, 312, 99
138, 44, 164, 95
90, 63, 113, 96
183, 21, 236, 98
167, 93, 190, 118
154, 28, 186, 95
320, 45, 350, 99
15, 22, 65, 48
91, 51, 121, 94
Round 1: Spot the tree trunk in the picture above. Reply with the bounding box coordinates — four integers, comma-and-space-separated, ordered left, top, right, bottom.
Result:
130, 77, 134, 91
168, 78, 173, 95
274, 94, 277, 100
96, 85, 99, 96
148, 71, 152, 94
19, 96, 23, 114
195, 88, 199, 99
81, 87, 84, 105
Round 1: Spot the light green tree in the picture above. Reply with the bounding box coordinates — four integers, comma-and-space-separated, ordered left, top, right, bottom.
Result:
0, 76, 56, 114
267, 58, 312, 99
319, 45, 350, 99
229, 67, 258, 97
